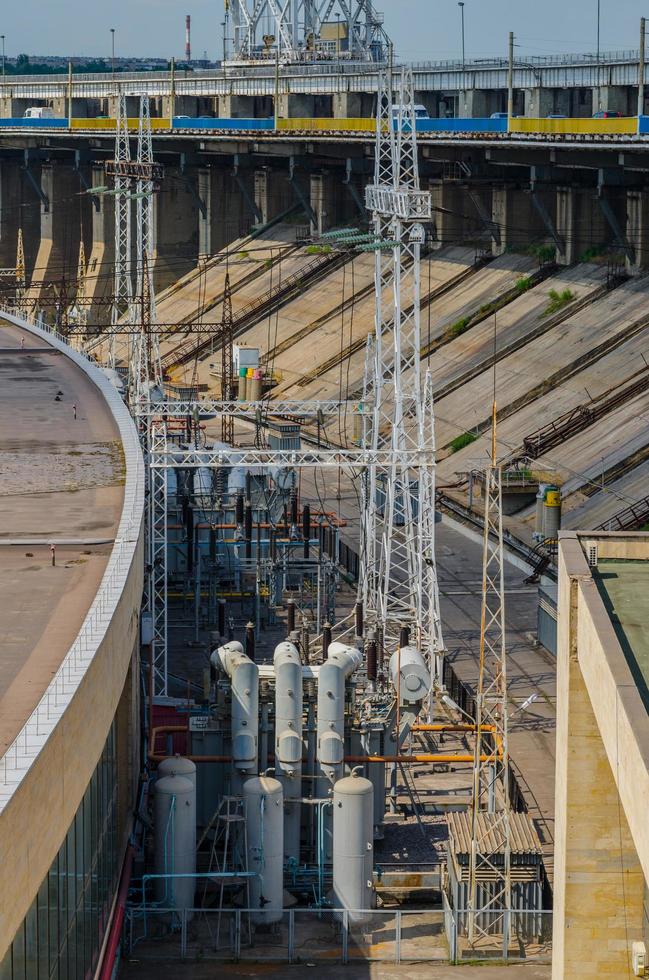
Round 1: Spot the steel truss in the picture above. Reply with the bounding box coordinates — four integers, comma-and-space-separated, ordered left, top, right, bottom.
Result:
150, 424, 169, 695
229, 0, 388, 62
110, 91, 132, 369
139, 398, 360, 417
148, 423, 363, 695
130, 96, 163, 411
361, 67, 444, 681
467, 459, 512, 945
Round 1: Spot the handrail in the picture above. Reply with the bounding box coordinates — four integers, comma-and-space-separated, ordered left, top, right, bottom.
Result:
0, 307, 145, 806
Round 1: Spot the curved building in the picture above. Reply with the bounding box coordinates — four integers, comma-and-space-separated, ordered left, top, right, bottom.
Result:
0, 314, 144, 976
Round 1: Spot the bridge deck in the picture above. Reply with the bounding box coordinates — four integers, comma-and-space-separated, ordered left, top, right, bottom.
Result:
0, 320, 124, 752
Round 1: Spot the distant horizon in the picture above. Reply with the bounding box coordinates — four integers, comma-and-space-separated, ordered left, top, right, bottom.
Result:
0, 0, 646, 64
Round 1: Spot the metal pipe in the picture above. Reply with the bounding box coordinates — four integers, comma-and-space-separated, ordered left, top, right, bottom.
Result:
507, 31, 514, 128
317, 641, 362, 786
211, 641, 258, 776
639, 17, 646, 120
412, 724, 496, 733
346, 754, 501, 763
218, 598, 226, 637
302, 502, 310, 558
274, 640, 303, 862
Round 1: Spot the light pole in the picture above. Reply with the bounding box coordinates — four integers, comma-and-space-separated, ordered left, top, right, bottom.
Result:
596, 0, 601, 63
458, 3, 465, 71
110, 28, 115, 84
1, 36, 5, 78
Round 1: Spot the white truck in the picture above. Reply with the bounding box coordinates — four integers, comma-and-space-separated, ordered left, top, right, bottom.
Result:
23, 107, 58, 119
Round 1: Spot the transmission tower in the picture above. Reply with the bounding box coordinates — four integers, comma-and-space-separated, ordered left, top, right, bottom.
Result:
111, 90, 133, 369
129, 96, 163, 410
362, 67, 444, 682
220, 272, 235, 446
15, 228, 26, 316
467, 406, 512, 944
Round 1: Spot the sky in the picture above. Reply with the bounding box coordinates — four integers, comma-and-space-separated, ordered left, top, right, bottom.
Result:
0, 0, 645, 63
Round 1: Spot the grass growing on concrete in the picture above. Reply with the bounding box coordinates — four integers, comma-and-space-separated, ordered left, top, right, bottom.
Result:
448, 431, 478, 453
305, 244, 332, 256
447, 316, 471, 339
528, 243, 556, 264
515, 275, 533, 293
543, 287, 575, 317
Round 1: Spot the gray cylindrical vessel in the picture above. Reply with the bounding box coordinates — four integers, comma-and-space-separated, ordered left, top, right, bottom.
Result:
154, 774, 197, 919
333, 773, 374, 923
535, 485, 546, 538
389, 645, 431, 704
158, 756, 197, 790
243, 776, 284, 924
274, 641, 303, 862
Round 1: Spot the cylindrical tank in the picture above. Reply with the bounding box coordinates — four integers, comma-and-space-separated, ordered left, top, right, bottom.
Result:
543, 485, 562, 542
243, 776, 284, 924
389, 646, 431, 704
154, 774, 197, 918
317, 643, 362, 785
534, 484, 546, 538
274, 641, 303, 862
248, 371, 262, 401
158, 756, 196, 790
333, 773, 374, 923
238, 367, 247, 401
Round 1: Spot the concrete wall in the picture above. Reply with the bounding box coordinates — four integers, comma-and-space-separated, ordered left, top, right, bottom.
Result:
151, 166, 200, 291
0, 528, 143, 958
553, 532, 649, 977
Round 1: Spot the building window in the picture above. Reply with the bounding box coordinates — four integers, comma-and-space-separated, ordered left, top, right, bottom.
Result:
0, 722, 119, 979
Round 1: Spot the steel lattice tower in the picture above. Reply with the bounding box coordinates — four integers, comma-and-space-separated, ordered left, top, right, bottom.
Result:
111, 90, 132, 369
130, 96, 162, 409
362, 67, 444, 682
467, 410, 512, 945
220, 272, 235, 446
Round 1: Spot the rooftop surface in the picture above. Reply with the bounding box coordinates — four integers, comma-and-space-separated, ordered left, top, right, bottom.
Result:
0, 319, 124, 752
593, 557, 649, 709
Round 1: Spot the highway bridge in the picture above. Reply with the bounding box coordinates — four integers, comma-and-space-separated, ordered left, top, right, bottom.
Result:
2, 48, 649, 120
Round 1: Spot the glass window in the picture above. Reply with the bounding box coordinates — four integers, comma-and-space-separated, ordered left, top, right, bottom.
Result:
49, 849, 61, 980
12, 922, 25, 980
0, 947, 11, 980
25, 902, 38, 979
37, 878, 49, 979
4, 719, 122, 980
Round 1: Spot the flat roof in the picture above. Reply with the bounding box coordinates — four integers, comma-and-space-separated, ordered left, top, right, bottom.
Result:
0, 319, 124, 751
593, 558, 649, 710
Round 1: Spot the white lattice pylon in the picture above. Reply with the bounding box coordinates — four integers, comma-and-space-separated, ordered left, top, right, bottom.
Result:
150, 422, 169, 695
111, 90, 132, 369
362, 67, 444, 681
130, 95, 162, 410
